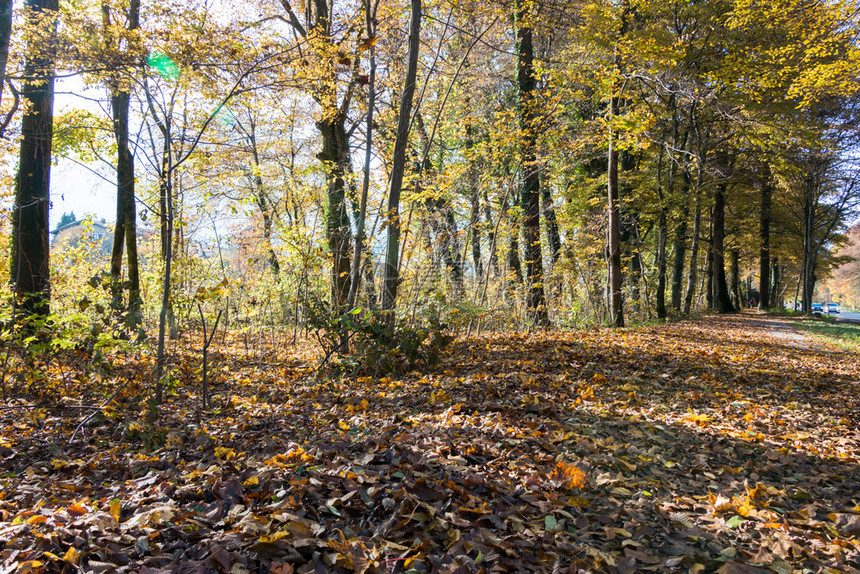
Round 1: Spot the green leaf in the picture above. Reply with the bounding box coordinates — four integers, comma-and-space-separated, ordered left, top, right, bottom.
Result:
545, 515, 558, 531
726, 515, 743, 528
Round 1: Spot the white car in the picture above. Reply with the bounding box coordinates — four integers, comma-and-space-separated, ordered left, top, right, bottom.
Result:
827, 302, 840, 314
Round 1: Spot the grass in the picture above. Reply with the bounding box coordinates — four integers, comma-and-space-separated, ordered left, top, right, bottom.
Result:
789, 314, 860, 352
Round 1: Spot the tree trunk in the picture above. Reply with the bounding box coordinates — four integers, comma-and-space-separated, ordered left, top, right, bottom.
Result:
541, 183, 562, 268
730, 248, 740, 310
318, 115, 352, 310
801, 178, 816, 313
484, 189, 499, 277
670, 174, 691, 311
504, 192, 523, 289
682, 171, 703, 316
12, 0, 58, 317
517, 5, 548, 326
245, 127, 280, 275
465, 114, 483, 283
106, 0, 141, 319
347, 0, 376, 310
655, 209, 668, 318
154, 127, 174, 407
381, 0, 421, 312
758, 168, 772, 310
712, 183, 735, 313
705, 221, 713, 309
607, 103, 624, 327
0, 0, 12, 107
414, 112, 464, 297
769, 257, 780, 307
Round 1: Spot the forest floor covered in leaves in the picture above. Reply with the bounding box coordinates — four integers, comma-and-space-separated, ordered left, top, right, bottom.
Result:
1, 313, 859, 574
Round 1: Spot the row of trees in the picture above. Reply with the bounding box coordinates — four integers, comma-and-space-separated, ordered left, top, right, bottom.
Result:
3, 0, 859, 348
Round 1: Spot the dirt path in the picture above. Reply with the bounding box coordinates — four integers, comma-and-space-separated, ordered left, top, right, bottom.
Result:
736, 312, 822, 350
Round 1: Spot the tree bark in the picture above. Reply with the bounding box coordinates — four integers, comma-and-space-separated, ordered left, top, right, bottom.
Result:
758, 167, 772, 310
682, 169, 703, 316
346, 0, 376, 310
381, 0, 421, 312
106, 0, 142, 319
243, 123, 280, 275
655, 209, 668, 318
318, 114, 352, 310
607, 98, 624, 326
705, 218, 713, 309
12, 0, 58, 317
516, 2, 548, 325
769, 257, 780, 307
670, 173, 691, 311
484, 190, 499, 277
730, 248, 740, 310
541, 182, 562, 267
712, 183, 735, 313
464, 103, 483, 283
0, 0, 12, 107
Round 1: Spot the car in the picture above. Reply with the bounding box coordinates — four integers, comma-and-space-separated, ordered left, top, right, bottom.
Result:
827, 302, 840, 314
812, 303, 823, 313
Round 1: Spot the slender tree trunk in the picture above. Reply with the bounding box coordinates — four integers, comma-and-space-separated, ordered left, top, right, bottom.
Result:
769, 257, 780, 307
318, 115, 352, 310
670, 174, 691, 311
346, 0, 376, 310
465, 113, 483, 283
541, 183, 562, 267
705, 220, 714, 309
12, 0, 58, 317
484, 189, 499, 277
758, 167, 772, 310
442, 203, 464, 296
381, 0, 421, 312
0, 0, 12, 107
516, 3, 548, 325
247, 128, 280, 275
712, 183, 734, 313
607, 99, 623, 327
159, 139, 170, 260
154, 129, 174, 407
503, 193, 523, 292
801, 180, 816, 313
655, 209, 668, 318
682, 172, 703, 316
105, 0, 141, 318
468, 184, 482, 281
730, 248, 740, 310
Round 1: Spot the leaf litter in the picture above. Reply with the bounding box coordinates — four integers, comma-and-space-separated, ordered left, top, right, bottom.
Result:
0, 315, 858, 573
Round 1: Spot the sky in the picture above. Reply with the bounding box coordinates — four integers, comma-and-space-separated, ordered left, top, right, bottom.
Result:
51, 76, 118, 226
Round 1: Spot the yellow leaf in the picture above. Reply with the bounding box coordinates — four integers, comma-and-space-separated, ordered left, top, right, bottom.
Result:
429, 389, 451, 405
109, 499, 121, 522
63, 546, 81, 565
243, 476, 260, 486
26, 515, 47, 524
14, 560, 42, 574
215, 447, 236, 460
259, 530, 291, 543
